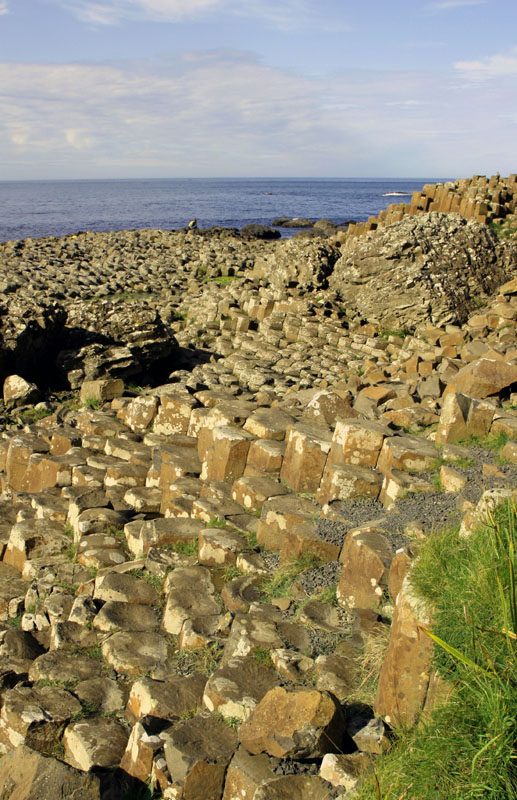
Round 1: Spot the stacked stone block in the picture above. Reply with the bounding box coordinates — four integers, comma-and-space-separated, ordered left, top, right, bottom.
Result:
343, 173, 517, 241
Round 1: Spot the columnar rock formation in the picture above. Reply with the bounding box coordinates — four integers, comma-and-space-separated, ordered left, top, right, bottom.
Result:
0, 182, 516, 798
343, 172, 517, 238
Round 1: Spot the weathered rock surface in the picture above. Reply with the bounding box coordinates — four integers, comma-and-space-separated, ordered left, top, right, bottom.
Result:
329, 214, 512, 329
0, 183, 516, 798
238, 687, 344, 759
0, 744, 101, 799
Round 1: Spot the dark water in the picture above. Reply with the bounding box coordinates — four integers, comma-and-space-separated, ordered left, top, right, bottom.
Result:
0, 177, 449, 243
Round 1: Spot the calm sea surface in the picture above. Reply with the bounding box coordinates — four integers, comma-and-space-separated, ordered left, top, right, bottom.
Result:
0, 178, 450, 243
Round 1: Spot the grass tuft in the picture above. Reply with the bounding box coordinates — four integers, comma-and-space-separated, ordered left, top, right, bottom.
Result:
260, 553, 319, 600
356, 502, 517, 799
81, 396, 102, 410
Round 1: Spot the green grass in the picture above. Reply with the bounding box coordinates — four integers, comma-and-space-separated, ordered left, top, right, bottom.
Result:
207, 517, 228, 529
356, 502, 517, 800
459, 431, 509, 452
173, 641, 224, 676
432, 471, 444, 492
315, 584, 338, 605
489, 220, 517, 240
84, 644, 103, 661
250, 646, 274, 668
70, 698, 98, 721
243, 529, 259, 550
379, 327, 411, 340
447, 456, 475, 469
260, 553, 319, 600
65, 542, 79, 563
81, 396, 101, 410
130, 568, 164, 592
18, 406, 53, 423
222, 564, 243, 582
212, 275, 239, 285
168, 538, 198, 556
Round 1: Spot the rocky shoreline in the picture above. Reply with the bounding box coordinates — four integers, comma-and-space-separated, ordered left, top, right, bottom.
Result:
0, 180, 516, 798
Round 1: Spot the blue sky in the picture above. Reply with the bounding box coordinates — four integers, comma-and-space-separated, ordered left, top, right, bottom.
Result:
0, 0, 516, 179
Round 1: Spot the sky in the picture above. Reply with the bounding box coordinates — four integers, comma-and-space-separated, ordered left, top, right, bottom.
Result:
0, 0, 516, 179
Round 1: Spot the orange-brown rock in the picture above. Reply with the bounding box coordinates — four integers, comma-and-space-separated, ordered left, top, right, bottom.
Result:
238, 686, 343, 759
256, 494, 320, 552
120, 720, 163, 783
222, 746, 276, 800
163, 713, 237, 800
202, 425, 254, 483
375, 576, 434, 727
279, 422, 332, 493
0, 745, 101, 799
337, 528, 393, 611
329, 419, 388, 468
450, 357, 517, 398
280, 521, 340, 565
244, 439, 285, 477
317, 462, 382, 504
376, 435, 440, 474
153, 391, 198, 435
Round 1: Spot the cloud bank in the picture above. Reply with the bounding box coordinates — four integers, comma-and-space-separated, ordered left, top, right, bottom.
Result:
51, 0, 325, 28
455, 50, 517, 82
1, 48, 515, 179
427, 0, 487, 10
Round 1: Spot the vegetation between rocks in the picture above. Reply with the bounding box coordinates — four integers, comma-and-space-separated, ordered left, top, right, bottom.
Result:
357, 501, 517, 799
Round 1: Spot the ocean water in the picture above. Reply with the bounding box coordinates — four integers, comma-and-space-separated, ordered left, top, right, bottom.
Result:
0, 177, 449, 243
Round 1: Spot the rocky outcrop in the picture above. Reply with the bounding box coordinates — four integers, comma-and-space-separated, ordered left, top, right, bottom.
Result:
343, 172, 517, 238
0, 297, 66, 387
330, 213, 513, 329
59, 298, 179, 387
251, 238, 340, 290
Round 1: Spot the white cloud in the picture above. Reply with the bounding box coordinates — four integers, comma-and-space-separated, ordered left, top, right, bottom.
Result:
54, 0, 225, 24
427, 0, 486, 9
384, 99, 421, 107
0, 52, 516, 178
51, 0, 349, 30
455, 50, 517, 82
0, 1, 9, 15
65, 129, 95, 149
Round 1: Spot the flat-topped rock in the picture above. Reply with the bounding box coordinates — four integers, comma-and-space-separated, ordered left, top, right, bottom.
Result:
238, 686, 344, 759
101, 631, 168, 676
162, 713, 238, 800
63, 716, 129, 771
0, 744, 101, 799
127, 673, 206, 722
203, 654, 278, 721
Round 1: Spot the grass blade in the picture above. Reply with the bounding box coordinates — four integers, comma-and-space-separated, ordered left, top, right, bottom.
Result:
419, 627, 492, 675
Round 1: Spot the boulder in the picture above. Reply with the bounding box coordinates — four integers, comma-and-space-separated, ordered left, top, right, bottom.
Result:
375, 575, 434, 727
254, 775, 331, 800
3, 375, 40, 409
63, 716, 129, 771
203, 655, 278, 722
162, 713, 238, 800
238, 686, 344, 759
0, 744, 101, 799
222, 746, 276, 800
449, 357, 517, 398
252, 239, 340, 290
329, 214, 509, 329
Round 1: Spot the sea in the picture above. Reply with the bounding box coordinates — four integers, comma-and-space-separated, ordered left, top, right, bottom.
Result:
0, 177, 450, 243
